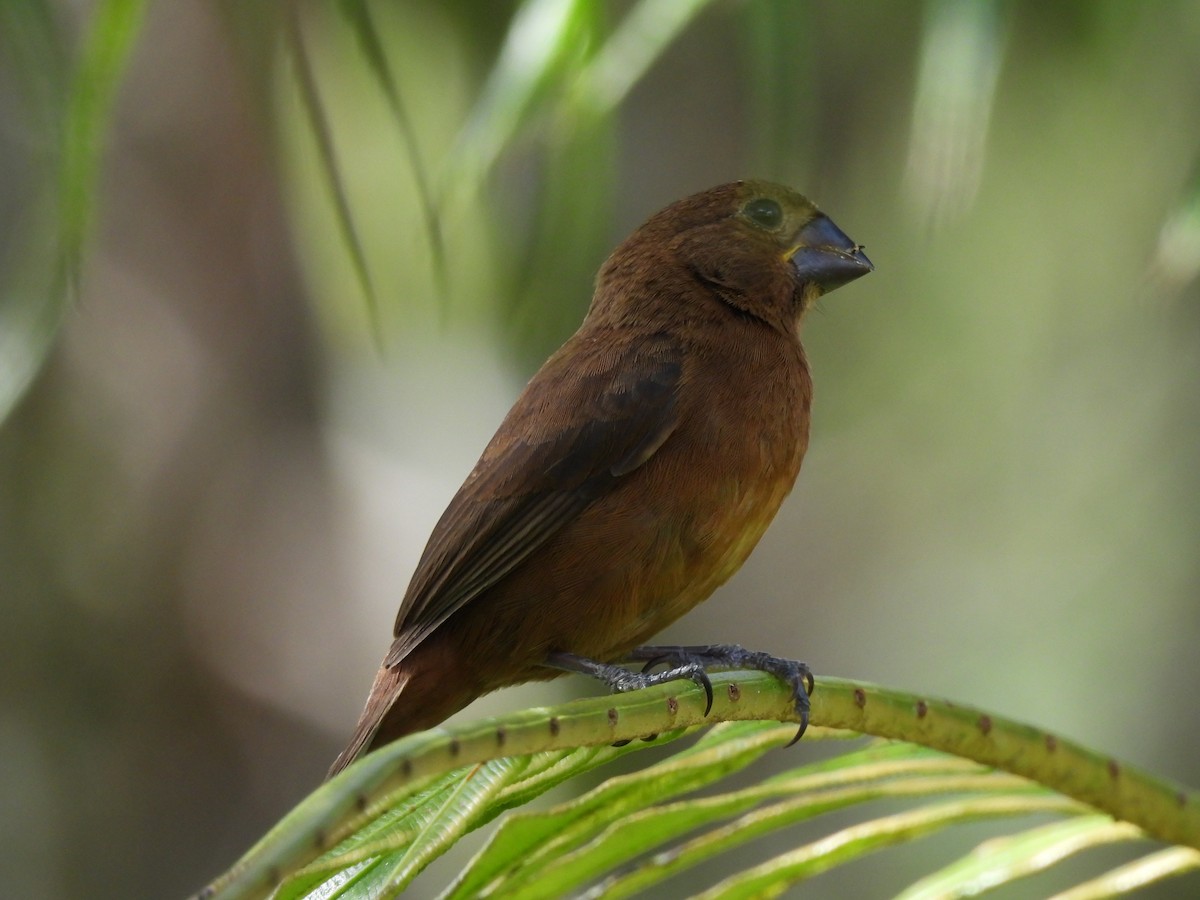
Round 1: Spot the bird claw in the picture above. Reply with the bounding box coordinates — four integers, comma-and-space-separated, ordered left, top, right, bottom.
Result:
612, 662, 714, 715
627, 644, 812, 743
544, 645, 810, 736
544, 652, 715, 715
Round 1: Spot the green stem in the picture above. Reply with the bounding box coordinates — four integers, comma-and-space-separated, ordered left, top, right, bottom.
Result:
193, 671, 1200, 899
813, 675, 1200, 850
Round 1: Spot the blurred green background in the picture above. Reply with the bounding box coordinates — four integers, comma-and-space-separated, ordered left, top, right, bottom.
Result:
1, 1, 1198, 897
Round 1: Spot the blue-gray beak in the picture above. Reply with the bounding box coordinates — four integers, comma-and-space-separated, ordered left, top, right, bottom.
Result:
788, 215, 873, 292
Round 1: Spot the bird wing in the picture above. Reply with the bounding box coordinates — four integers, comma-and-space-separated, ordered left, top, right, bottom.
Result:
383, 330, 683, 668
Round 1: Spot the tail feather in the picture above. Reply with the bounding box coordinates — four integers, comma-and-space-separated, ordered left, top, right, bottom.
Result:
328, 639, 482, 780
326, 665, 411, 780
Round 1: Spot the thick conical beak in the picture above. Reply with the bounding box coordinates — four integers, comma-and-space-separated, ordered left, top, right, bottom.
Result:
786, 214, 873, 293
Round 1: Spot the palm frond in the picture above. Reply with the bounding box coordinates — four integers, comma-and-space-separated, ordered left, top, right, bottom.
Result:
194, 673, 1200, 899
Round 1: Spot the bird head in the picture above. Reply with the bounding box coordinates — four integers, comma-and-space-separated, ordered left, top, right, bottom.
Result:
595, 181, 872, 334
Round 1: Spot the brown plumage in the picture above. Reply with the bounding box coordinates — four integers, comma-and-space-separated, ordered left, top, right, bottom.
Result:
328, 181, 871, 778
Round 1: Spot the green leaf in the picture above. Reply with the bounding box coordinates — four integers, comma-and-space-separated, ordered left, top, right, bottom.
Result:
585, 755, 1045, 899
274, 768, 476, 899
904, 0, 1006, 226
896, 815, 1146, 899
336, 0, 447, 309
0, 0, 147, 424
693, 793, 1088, 900
567, 0, 718, 117
57, 0, 148, 286
443, 0, 595, 201
448, 722, 791, 899
357, 756, 531, 896
1054, 845, 1200, 899
284, 4, 382, 346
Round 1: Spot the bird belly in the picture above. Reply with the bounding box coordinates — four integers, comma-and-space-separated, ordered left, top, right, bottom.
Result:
455, 441, 801, 680
438, 341, 809, 689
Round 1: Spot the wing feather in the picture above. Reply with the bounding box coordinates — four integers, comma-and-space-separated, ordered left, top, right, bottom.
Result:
384, 330, 683, 668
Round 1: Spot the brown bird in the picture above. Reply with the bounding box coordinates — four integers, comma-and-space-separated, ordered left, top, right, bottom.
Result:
328, 181, 871, 778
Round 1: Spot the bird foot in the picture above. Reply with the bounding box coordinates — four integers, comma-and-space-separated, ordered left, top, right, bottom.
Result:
545, 651, 715, 715
628, 644, 812, 744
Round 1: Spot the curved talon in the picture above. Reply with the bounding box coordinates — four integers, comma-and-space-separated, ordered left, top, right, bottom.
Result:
785, 672, 812, 746
785, 714, 809, 747
694, 669, 714, 715
640, 655, 669, 674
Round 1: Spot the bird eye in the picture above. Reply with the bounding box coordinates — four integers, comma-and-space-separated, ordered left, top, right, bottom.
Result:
743, 198, 784, 229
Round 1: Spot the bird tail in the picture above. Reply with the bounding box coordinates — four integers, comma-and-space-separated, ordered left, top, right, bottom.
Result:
326, 664, 412, 780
